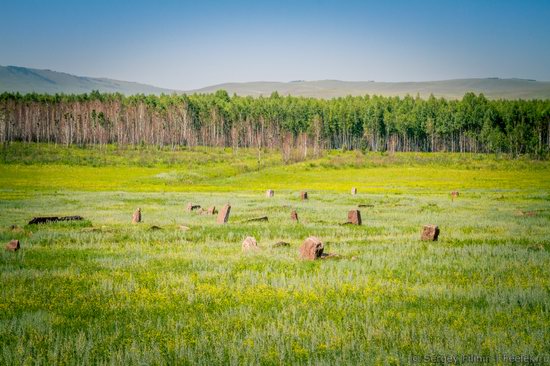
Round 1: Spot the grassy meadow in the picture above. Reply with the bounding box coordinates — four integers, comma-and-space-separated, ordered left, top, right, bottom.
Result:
1, 143, 550, 365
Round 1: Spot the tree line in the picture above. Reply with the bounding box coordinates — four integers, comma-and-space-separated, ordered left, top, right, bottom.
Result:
1, 90, 549, 158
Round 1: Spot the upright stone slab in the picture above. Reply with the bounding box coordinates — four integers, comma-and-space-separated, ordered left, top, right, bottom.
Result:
347, 210, 362, 225
207, 206, 217, 215
300, 191, 308, 200
5, 239, 20, 252
351, 187, 357, 195
217, 204, 231, 224
242, 236, 259, 252
299, 236, 324, 260
290, 210, 299, 222
421, 225, 440, 241
266, 189, 274, 198
132, 208, 141, 224
451, 191, 459, 200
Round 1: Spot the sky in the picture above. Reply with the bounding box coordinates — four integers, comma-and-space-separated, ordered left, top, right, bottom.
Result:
0, 0, 549, 90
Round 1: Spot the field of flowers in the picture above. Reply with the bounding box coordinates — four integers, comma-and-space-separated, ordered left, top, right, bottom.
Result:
1, 144, 549, 364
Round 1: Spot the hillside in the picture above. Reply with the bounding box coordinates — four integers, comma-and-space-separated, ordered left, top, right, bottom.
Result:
0, 65, 175, 95
191, 78, 550, 100
2, 65, 550, 99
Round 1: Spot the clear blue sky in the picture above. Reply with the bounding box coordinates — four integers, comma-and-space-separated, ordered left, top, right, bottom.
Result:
1, 0, 549, 89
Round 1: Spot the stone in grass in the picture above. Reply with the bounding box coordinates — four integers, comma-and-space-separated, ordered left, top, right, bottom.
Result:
300, 191, 308, 200
187, 203, 201, 212
351, 187, 357, 195
5, 239, 20, 252
347, 210, 362, 225
273, 241, 290, 248
207, 206, 217, 215
149, 225, 162, 230
242, 236, 259, 252
266, 189, 274, 198
421, 225, 440, 241
290, 210, 299, 222
299, 236, 324, 260
217, 204, 231, 224
132, 208, 141, 224
451, 191, 459, 200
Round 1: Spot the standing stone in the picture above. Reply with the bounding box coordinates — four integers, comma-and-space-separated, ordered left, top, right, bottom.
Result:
299, 236, 324, 260
207, 206, 217, 215
300, 191, 308, 200
217, 204, 231, 224
351, 187, 357, 195
290, 210, 299, 222
451, 191, 459, 200
266, 189, 274, 198
347, 210, 362, 225
421, 225, 440, 241
242, 236, 259, 252
132, 208, 141, 224
5, 239, 20, 252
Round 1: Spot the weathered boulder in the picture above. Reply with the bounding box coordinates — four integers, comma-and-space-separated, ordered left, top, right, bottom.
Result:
5, 239, 20, 252
217, 204, 231, 224
351, 187, 357, 195
132, 208, 141, 224
266, 189, 274, 198
299, 236, 324, 260
242, 236, 259, 252
300, 191, 308, 200
187, 203, 201, 212
347, 210, 362, 225
421, 225, 440, 241
290, 210, 299, 222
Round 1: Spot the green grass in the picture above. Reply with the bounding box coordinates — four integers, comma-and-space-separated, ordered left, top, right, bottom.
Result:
1, 144, 550, 364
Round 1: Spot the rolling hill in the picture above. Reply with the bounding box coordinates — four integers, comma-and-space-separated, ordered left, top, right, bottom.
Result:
1, 65, 550, 99
0, 65, 175, 95
190, 78, 550, 100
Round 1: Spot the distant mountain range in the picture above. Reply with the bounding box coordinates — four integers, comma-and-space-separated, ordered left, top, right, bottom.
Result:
0, 65, 175, 95
2, 65, 550, 99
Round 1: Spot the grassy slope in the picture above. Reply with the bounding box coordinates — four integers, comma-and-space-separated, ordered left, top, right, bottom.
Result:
1, 144, 550, 364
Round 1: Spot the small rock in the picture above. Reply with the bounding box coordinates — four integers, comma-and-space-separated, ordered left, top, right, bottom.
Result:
217, 204, 231, 224
300, 191, 308, 200
207, 206, 217, 215
244, 216, 268, 223
351, 187, 357, 195
187, 203, 201, 212
266, 189, 274, 198
5, 239, 20, 252
421, 225, 440, 241
273, 241, 290, 248
347, 210, 362, 225
132, 208, 141, 224
299, 236, 324, 260
451, 191, 459, 200
290, 210, 299, 222
242, 236, 259, 252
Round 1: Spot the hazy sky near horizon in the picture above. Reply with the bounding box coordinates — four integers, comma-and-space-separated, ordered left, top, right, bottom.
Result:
1, 0, 549, 90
